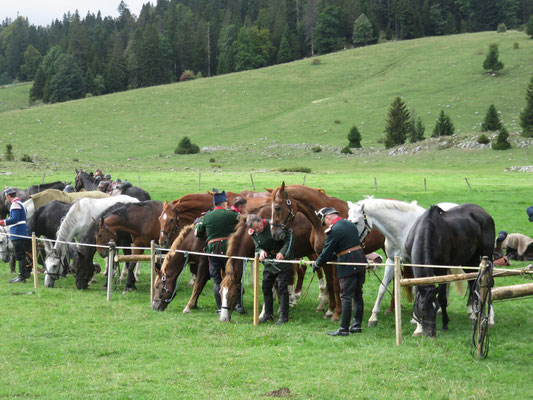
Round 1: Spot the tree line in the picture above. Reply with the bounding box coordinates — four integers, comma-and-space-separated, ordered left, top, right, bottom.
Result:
1, 0, 533, 103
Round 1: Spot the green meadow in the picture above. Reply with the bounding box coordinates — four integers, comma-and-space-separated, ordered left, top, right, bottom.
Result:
0, 31, 532, 399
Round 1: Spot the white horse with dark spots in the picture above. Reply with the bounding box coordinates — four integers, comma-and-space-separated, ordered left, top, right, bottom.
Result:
44, 195, 139, 287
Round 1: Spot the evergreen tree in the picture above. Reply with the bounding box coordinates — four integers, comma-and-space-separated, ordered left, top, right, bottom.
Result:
409, 111, 425, 143
217, 24, 238, 74
384, 97, 410, 148
483, 43, 504, 74
139, 24, 163, 87
481, 104, 503, 131
519, 76, 533, 137
48, 53, 85, 103
347, 125, 362, 148
492, 126, 511, 150
527, 15, 533, 38
30, 45, 62, 103
5, 17, 29, 80
432, 110, 455, 137
249, 26, 275, 68
233, 27, 256, 71
443, 12, 457, 35
19, 45, 42, 81
394, 0, 423, 39
352, 13, 376, 47
313, 5, 343, 54
277, 35, 293, 63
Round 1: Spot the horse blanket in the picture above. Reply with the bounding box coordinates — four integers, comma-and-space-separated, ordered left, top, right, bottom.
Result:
502, 233, 533, 260
30, 189, 109, 210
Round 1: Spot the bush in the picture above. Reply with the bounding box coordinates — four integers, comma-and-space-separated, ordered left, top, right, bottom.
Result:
481, 104, 503, 131
341, 146, 353, 154
175, 136, 200, 155
5, 144, 14, 161
209, 158, 216, 163
72, 158, 79, 162
477, 134, 490, 144
311, 58, 321, 65
334, 120, 341, 124
311, 146, 322, 153
432, 110, 455, 137
347, 125, 362, 148
179, 70, 196, 82
20, 154, 33, 162
497, 23, 507, 33
493, 127, 511, 150
278, 167, 312, 173
513, 42, 519, 49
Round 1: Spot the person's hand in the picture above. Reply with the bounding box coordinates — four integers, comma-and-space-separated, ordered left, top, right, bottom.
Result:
259, 250, 267, 262
275, 253, 284, 260
0, 220, 5, 227
311, 262, 320, 273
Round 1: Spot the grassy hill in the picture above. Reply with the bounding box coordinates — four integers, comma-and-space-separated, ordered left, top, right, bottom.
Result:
0, 82, 31, 113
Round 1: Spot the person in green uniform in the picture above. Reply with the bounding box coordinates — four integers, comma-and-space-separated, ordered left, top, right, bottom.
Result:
195, 191, 240, 314
246, 214, 294, 325
312, 207, 367, 336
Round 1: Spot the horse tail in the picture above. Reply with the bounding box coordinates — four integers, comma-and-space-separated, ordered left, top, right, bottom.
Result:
402, 265, 414, 302
450, 267, 467, 297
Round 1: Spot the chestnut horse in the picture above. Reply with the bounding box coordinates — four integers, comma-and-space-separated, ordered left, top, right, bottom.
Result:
95, 201, 163, 291
269, 183, 386, 321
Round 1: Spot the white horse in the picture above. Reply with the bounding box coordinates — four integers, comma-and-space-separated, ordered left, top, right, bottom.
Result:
44, 195, 139, 287
0, 225, 13, 263
348, 198, 461, 335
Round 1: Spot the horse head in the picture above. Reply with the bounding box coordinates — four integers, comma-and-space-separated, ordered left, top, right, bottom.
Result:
159, 201, 179, 248
152, 260, 174, 311
95, 217, 116, 258
270, 182, 297, 241
0, 227, 11, 263
348, 200, 374, 242
44, 248, 63, 287
414, 286, 438, 337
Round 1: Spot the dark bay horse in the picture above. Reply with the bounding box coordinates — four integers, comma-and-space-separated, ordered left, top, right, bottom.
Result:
152, 224, 209, 312
269, 182, 387, 321
1, 181, 66, 219
95, 201, 163, 291
75, 170, 151, 201
405, 204, 495, 337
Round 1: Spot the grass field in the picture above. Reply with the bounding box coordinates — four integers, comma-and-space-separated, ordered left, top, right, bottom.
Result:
0, 82, 31, 113
0, 31, 533, 399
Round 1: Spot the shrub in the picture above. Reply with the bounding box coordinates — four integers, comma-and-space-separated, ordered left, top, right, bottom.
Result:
432, 110, 455, 137
497, 23, 507, 33
481, 104, 503, 131
179, 70, 196, 82
72, 158, 79, 162
311, 146, 322, 153
492, 127, 511, 150
334, 120, 341, 124
209, 158, 216, 163
311, 58, 321, 65
347, 125, 362, 148
278, 167, 312, 173
175, 136, 200, 154
477, 134, 490, 144
483, 43, 504, 74
5, 144, 14, 161
341, 146, 353, 154
20, 154, 33, 162
513, 42, 519, 49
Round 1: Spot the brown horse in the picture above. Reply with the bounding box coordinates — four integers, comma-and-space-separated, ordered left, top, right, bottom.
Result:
152, 224, 210, 312
270, 182, 387, 321
219, 203, 316, 322
95, 201, 163, 291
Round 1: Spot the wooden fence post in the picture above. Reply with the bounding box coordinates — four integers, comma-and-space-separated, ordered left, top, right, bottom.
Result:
465, 178, 472, 191
250, 173, 255, 190
138, 176, 141, 188
198, 173, 201, 190
424, 177, 427, 192
150, 240, 156, 306
394, 256, 402, 346
107, 241, 116, 302
477, 256, 490, 358
302, 175, 306, 185
31, 233, 38, 288
253, 253, 260, 326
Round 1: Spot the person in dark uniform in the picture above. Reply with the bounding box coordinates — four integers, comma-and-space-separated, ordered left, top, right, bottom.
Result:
311, 207, 367, 336
246, 214, 294, 325
0, 187, 31, 283
231, 196, 247, 214
527, 206, 533, 222
195, 191, 240, 314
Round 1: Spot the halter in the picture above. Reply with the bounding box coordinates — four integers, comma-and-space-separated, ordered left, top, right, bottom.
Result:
45, 248, 68, 279
358, 204, 373, 242
160, 215, 179, 244
271, 190, 296, 230
158, 251, 188, 303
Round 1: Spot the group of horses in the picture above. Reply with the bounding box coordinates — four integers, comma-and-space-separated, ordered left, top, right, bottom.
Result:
1, 175, 496, 338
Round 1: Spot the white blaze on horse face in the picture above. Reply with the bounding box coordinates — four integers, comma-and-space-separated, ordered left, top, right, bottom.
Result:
163, 213, 167, 221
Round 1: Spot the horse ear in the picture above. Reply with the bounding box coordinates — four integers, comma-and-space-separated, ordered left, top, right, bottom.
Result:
75, 168, 79, 173
92, 217, 98, 224
264, 188, 273, 193
281, 181, 286, 190
89, 172, 94, 177
163, 200, 168, 206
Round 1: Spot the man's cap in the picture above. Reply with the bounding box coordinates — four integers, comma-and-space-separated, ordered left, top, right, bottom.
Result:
213, 190, 227, 204
4, 187, 16, 196
497, 230, 508, 242
527, 206, 533, 222
317, 207, 339, 225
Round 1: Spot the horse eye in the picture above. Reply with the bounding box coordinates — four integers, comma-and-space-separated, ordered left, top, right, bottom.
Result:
275, 206, 281, 211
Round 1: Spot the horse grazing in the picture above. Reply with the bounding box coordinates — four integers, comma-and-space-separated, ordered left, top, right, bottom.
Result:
152, 224, 209, 312
269, 182, 386, 321
348, 197, 460, 330
1, 181, 66, 219
44, 195, 139, 287
95, 201, 163, 291
405, 204, 495, 337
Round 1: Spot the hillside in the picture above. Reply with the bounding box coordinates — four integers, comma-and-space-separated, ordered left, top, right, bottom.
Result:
0, 31, 532, 175
0, 82, 31, 113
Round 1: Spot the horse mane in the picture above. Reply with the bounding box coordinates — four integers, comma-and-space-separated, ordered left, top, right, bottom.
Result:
423, 205, 444, 264
358, 197, 421, 213
81, 202, 129, 247
55, 201, 83, 242
226, 218, 247, 257
170, 223, 194, 250
27, 181, 65, 192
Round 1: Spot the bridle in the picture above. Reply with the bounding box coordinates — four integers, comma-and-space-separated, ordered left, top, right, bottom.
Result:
358, 204, 373, 242
157, 251, 188, 304
160, 214, 179, 246
271, 190, 296, 230
45, 248, 68, 279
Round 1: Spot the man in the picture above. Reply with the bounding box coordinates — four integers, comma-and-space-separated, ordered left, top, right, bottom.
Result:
246, 214, 293, 325
312, 207, 367, 336
0, 187, 32, 283
195, 191, 240, 314
231, 196, 247, 214
527, 206, 533, 222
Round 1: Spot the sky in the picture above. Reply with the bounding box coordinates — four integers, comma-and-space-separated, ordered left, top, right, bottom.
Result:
2, 0, 148, 27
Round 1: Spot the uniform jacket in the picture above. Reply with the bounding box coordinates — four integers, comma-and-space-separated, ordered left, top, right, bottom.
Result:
194, 207, 240, 254
249, 219, 293, 273
316, 217, 366, 278
2, 198, 30, 240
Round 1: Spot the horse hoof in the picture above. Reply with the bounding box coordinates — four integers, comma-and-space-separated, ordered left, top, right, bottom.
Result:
367, 320, 378, 327
412, 331, 423, 337
316, 306, 325, 312
410, 318, 418, 325
183, 307, 191, 314
441, 326, 448, 332
331, 315, 340, 322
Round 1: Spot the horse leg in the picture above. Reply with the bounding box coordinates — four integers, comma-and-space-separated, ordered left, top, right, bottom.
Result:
332, 267, 341, 321
287, 264, 297, 307
368, 262, 394, 327
323, 265, 336, 318
316, 268, 328, 312
295, 264, 306, 299
188, 261, 198, 287
124, 249, 142, 293
183, 257, 209, 313
437, 284, 449, 331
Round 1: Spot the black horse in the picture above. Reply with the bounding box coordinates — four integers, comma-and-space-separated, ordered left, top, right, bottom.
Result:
74, 170, 151, 201
405, 204, 495, 337
1, 181, 66, 219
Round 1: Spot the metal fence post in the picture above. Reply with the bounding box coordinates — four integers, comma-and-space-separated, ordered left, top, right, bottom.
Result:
107, 241, 116, 302
394, 256, 402, 346
253, 253, 260, 326
150, 240, 156, 306
32, 233, 38, 288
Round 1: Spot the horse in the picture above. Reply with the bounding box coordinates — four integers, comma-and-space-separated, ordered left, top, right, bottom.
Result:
348, 197, 460, 331
75, 170, 151, 201
269, 182, 386, 321
43, 195, 139, 287
404, 204, 495, 337
0, 225, 13, 263
1, 181, 66, 219
74, 170, 99, 191
95, 201, 163, 291
152, 224, 210, 312
220, 203, 316, 322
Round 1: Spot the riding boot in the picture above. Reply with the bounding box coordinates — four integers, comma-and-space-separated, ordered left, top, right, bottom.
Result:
350, 300, 364, 333
213, 282, 222, 314
275, 291, 289, 325
9, 258, 28, 283
259, 292, 274, 323
10, 255, 16, 273
340, 299, 352, 331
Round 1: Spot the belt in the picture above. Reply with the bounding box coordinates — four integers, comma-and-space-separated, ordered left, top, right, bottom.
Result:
208, 236, 229, 245
336, 245, 361, 258
10, 221, 27, 227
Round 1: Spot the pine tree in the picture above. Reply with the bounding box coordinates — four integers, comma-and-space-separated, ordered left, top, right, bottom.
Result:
5, 17, 29, 80
527, 15, 533, 38
217, 24, 238, 74
313, 5, 343, 54
384, 97, 410, 148
492, 126, 511, 150
481, 104, 503, 131
48, 53, 85, 103
29, 45, 62, 103
139, 24, 163, 86
19, 45, 42, 81
432, 110, 455, 137
347, 125, 362, 148
277, 35, 293, 63
233, 27, 256, 71
483, 43, 504, 74
352, 13, 376, 47
519, 76, 533, 137
409, 111, 425, 143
